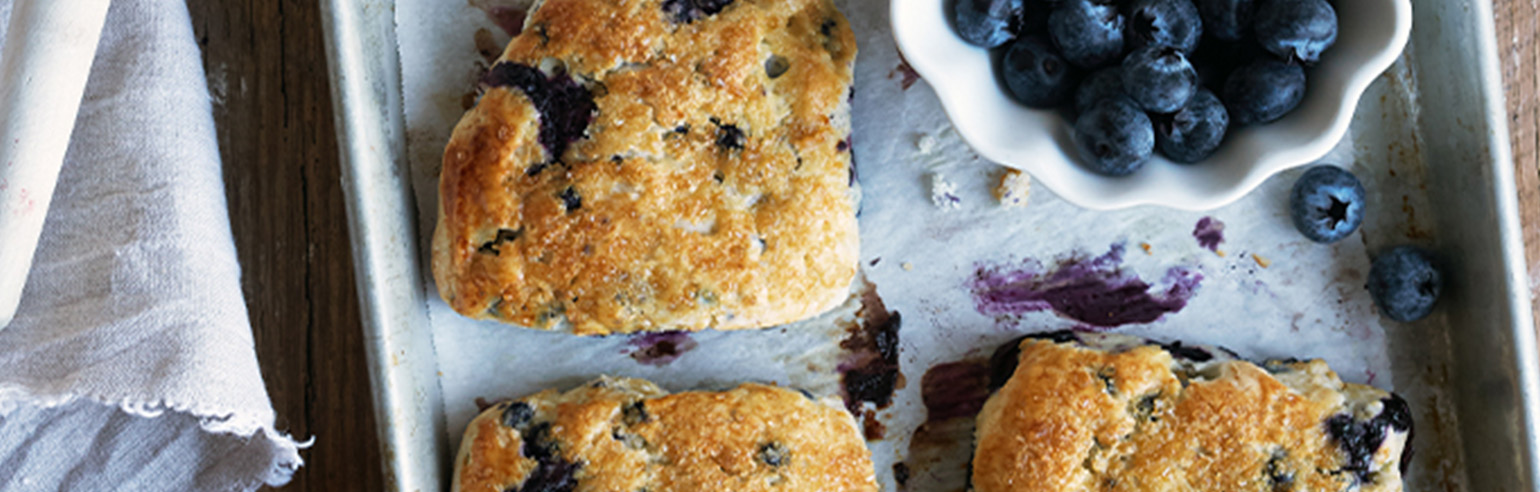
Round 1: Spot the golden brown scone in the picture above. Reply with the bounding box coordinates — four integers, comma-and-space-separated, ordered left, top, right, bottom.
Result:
974, 331, 1412, 492
432, 0, 860, 335
453, 376, 878, 492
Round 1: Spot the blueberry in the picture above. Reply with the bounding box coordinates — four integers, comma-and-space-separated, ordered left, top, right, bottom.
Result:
1254, 0, 1338, 64
1288, 165, 1364, 242
1048, 0, 1125, 69
1223, 58, 1306, 125
662, 0, 735, 23
953, 0, 1023, 48
1122, 45, 1198, 113
1155, 88, 1228, 162
1367, 246, 1442, 322
1075, 67, 1126, 115
1125, 0, 1203, 53
481, 63, 597, 170
758, 442, 790, 467
1001, 35, 1081, 108
1194, 0, 1254, 41
502, 402, 535, 428
1073, 98, 1155, 176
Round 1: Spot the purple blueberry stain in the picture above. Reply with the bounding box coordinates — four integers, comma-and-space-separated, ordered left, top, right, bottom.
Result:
970, 244, 1203, 328
1193, 216, 1225, 252
625, 331, 698, 366
481, 62, 596, 172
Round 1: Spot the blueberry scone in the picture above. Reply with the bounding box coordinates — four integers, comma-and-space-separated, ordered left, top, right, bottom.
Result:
431, 0, 860, 335
975, 331, 1412, 492
453, 376, 878, 492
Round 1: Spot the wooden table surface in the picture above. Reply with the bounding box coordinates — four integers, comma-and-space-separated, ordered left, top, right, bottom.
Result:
186, 1, 1539, 490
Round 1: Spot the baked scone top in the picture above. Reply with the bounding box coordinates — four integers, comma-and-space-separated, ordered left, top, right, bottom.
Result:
452, 377, 878, 492
432, 0, 859, 335
974, 333, 1411, 492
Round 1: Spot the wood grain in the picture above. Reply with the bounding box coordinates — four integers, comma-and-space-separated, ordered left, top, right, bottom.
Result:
186, 1, 382, 491
189, 0, 1539, 489
1495, 0, 1540, 334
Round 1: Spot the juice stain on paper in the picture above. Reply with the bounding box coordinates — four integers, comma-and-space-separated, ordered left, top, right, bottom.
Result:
970, 244, 1203, 328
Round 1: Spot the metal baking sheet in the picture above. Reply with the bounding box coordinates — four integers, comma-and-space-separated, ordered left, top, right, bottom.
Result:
321, 0, 1540, 490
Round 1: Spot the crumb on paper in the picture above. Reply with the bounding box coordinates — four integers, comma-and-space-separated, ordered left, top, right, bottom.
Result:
1252, 253, 1272, 268
1215, 249, 1227, 258
929, 173, 961, 210
915, 133, 937, 154
1140, 242, 1152, 255
902, 262, 914, 271
993, 169, 1031, 208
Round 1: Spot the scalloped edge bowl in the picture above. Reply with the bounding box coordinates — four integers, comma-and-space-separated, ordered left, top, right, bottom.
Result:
892, 0, 1412, 210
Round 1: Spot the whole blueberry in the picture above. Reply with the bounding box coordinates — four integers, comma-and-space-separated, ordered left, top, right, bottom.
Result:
1155, 88, 1228, 163
1075, 67, 1126, 115
1254, 0, 1338, 64
1194, 0, 1254, 41
1001, 35, 1081, 108
953, 0, 1024, 48
1125, 0, 1203, 53
1048, 0, 1125, 69
1367, 246, 1442, 322
1073, 98, 1155, 176
1122, 45, 1198, 113
1223, 58, 1306, 125
1288, 165, 1365, 243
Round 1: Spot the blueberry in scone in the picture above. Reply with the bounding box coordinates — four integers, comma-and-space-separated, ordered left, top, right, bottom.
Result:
452, 377, 878, 492
432, 0, 860, 335
974, 331, 1413, 492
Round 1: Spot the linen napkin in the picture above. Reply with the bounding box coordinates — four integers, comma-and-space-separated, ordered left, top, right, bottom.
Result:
0, 0, 305, 490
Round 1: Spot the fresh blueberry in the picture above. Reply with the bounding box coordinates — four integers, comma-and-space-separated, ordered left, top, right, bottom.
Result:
1048, 0, 1125, 69
1001, 35, 1081, 108
1254, 0, 1338, 64
1125, 0, 1203, 53
1367, 246, 1442, 322
1193, 0, 1254, 41
953, 0, 1023, 48
1288, 165, 1365, 243
1073, 98, 1155, 176
1223, 58, 1306, 125
1075, 67, 1126, 115
1122, 45, 1198, 113
1155, 88, 1228, 162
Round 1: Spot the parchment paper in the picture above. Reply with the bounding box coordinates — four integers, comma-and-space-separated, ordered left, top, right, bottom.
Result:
397, 1, 1452, 489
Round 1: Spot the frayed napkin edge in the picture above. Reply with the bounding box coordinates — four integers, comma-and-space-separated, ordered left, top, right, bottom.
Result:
0, 386, 312, 489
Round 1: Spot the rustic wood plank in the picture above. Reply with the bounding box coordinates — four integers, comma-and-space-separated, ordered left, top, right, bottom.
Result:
1493, 0, 1540, 333
187, 1, 382, 490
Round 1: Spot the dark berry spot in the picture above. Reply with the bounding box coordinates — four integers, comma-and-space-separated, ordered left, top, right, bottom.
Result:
757, 442, 789, 467
715, 122, 746, 150
622, 401, 649, 425
821, 18, 837, 36
1135, 393, 1159, 421
1160, 341, 1213, 362
662, 0, 735, 23
674, 124, 690, 135
513, 423, 580, 492
502, 402, 535, 428
1096, 367, 1117, 395
558, 186, 581, 212
765, 55, 790, 79
796, 388, 816, 400
481, 63, 596, 168
893, 463, 911, 486
479, 228, 525, 256
1265, 449, 1294, 491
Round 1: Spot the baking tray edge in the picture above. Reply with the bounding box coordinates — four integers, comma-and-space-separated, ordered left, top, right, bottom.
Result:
320, 0, 448, 491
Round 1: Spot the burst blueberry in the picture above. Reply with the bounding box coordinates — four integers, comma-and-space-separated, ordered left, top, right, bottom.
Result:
1073, 98, 1154, 176
1001, 35, 1081, 108
1048, 0, 1125, 69
953, 0, 1023, 48
1223, 57, 1306, 125
1288, 165, 1364, 243
1254, 0, 1338, 64
1367, 246, 1442, 322
1122, 45, 1198, 113
1156, 88, 1228, 162
1125, 0, 1203, 53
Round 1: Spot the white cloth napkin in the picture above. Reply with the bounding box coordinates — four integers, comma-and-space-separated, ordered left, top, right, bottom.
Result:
0, 0, 304, 490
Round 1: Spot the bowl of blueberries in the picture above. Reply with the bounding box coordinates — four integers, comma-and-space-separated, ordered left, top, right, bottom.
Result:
891, 0, 1411, 210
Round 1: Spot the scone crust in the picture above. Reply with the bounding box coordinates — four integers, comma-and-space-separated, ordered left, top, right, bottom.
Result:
432, 0, 860, 335
973, 335, 1409, 492
452, 377, 878, 492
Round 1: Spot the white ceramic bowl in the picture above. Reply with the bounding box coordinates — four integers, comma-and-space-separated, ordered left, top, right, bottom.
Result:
891, 0, 1412, 210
